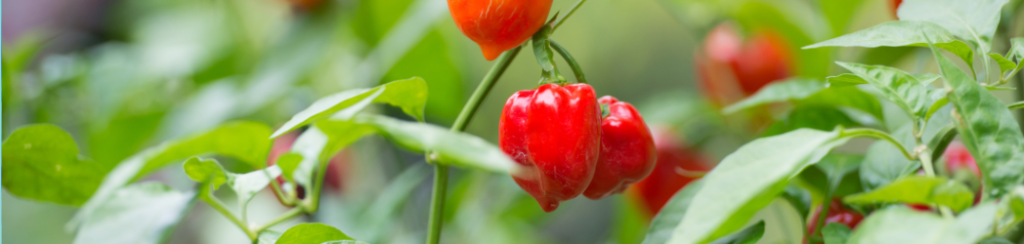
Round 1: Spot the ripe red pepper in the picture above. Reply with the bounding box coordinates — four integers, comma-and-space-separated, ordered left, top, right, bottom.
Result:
944, 141, 981, 178
582, 96, 657, 199
806, 199, 864, 243
628, 128, 712, 217
890, 0, 904, 19
697, 23, 792, 106
447, 0, 553, 60
500, 83, 602, 212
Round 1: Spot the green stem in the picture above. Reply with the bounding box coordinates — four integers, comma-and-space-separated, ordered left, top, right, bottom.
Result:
253, 207, 305, 233
552, 0, 589, 31
928, 124, 957, 163
549, 40, 587, 84
203, 191, 256, 240
840, 128, 915, 161
1009, 100, 1024, 110
426, 46, 523, 244
304, 155, 331, 213
809, 190, 835, 242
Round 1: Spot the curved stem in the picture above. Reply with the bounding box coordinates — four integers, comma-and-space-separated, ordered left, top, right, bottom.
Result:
840, 128, 915, 161
552, 0, 589, 32
253, 207, 305, 233
928, 124, 958, 163
303, 155, 331, 213
1009, 100, 1024, 110
203, 191, 256, 240
426, 46, 523, 244
549, 40, 587, 84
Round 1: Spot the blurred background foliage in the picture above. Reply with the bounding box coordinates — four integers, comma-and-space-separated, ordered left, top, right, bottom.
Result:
3, 0, 1023, 243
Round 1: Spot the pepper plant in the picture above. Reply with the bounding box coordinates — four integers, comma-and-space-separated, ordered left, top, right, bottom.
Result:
5, 0, 1024, 243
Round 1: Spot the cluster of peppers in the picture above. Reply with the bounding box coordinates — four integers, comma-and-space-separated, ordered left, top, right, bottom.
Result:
447, 0, 661, 212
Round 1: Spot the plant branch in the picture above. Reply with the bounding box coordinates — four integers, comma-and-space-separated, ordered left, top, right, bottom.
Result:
426, 46, 523, 244
202, 190, 256, 240
253, 207, 305, 233
303, 155, 331, 213
549, 40, 587, 83
840, 128, 915, 161
928, 124, 958, 162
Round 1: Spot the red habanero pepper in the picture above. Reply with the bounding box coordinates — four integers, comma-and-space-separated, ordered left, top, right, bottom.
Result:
447, 0, 553, 60
583, 96, 657, 199
500, 83, 602, 212
628, 128, 712, 217
806, 199, 864, 244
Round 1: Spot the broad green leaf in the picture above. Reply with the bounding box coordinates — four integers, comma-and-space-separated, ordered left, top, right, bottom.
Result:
929, 41, 1024, 199
825, 74, 867, 87
799, 154, 864, 197
899, 0, 1008, 54
723, 78, 824, 114
762, 106, 860, 137
803, 21, 954, 49
990, 53, 1017, 73
801, 86, 885, 122
642, 180, 704, 244
289, 121, 376, 188
667, 129, 850, 244
276, 153, 302, 182
914, 74, 942, 86
836, 62, 929, 119
846, 203, 996, 244
271, 77, 428, 138
182, 157, 227, 189
708, 221, 765, 244
227, 165, 282, 205
822, 223, 852, 244
2, 124, 105, 206
138, 121, 272, 176
934, 40, 975, 74
843, 176, 974, 212
360, 115, 520, 174
71, 121, 271, 228
73, 182, 197, 244
275, 223, 355, 244
860, 124, 918, 191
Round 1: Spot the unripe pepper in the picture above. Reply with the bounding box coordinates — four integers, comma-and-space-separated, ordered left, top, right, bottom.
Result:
583, 96, 657, 199
500, 83, 602, 212
447, 0, 553, 60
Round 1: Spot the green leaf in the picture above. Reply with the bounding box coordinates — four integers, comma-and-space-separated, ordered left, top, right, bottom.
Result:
276, 153, 302, 182
275, 223, 355, 244
836, 62, 930, 119
934, 40, 975, 74
642, 180, 704, 244
846, 203, 996, 244
360, 115, 520, 174
826, 74, 867, 87
271, 77, 429, 138
289, 121, 376, 188
2, 124, 106, 206
799, 153, 864, 197
139, 121, 272, 177
914, 74, 942, 86
667, 129, 850, 243
182, 157, 227, 189
990, 53, 1017, 73
708, 221, 765, 244
899, 0, 1008, 54
843, 176, 974, 212
723, 78, 825, 114
929, 41, 1024, 199
227, 165, 282, 205
822, 223, 852, 244
800, 86, 886, 122
73, 182, 197, 244
803, 21, 954, 49
531, 22, 565, 84
859, 124, 918, 191
71, 121, 272, 228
